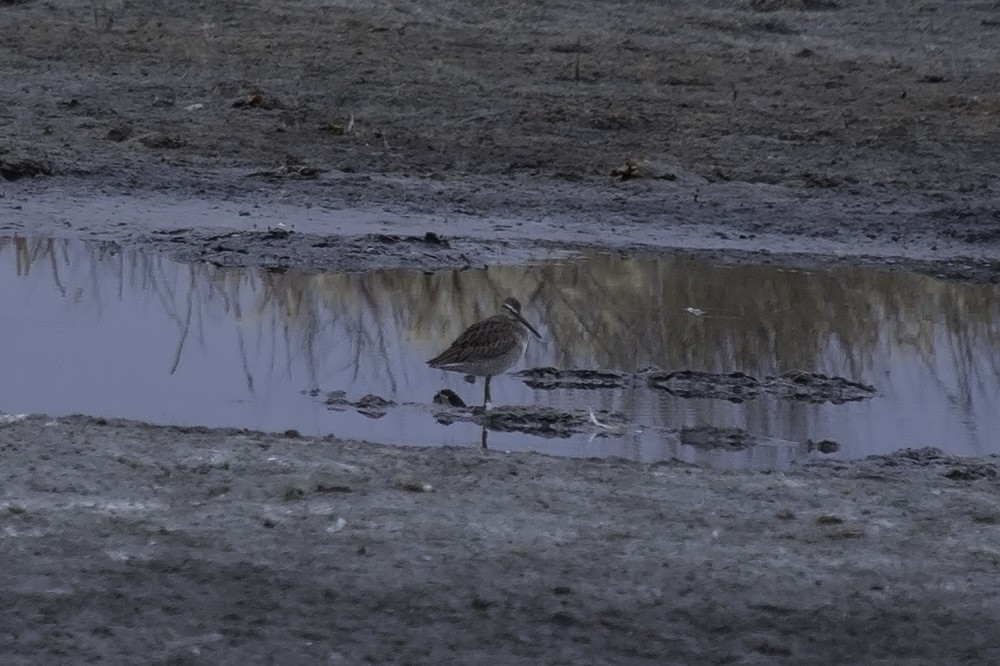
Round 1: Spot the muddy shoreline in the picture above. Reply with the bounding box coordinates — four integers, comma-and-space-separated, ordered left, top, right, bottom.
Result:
4, 415, 1000, 665
3, 0, 1000, 663
6, 178, 1000, 285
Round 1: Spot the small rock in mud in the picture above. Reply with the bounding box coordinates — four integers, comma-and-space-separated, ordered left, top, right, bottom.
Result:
433, 389, 466, 408
422, 231, 449, 246
319, 120, 350, 135
944, 464, 999, 481
232, 87, 285, 110
323, 391, 349, 407
105, 124, 133, 142
807, 439, 841, 454
138, 133, 186, 149
0, 155, 53, 181
470, 596, 497, 610
393, 479, 434, 493
745, 0, 839, 11
283, 486, 307, 501
315, 483, 352, 493
261, 226, 292, 240
515, 367, 634, 389
250, 159, 324, 180
610, 158, 640, 181
821, 527, 865, 541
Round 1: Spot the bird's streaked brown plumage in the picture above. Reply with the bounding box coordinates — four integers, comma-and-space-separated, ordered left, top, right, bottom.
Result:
428, 297, 541, 408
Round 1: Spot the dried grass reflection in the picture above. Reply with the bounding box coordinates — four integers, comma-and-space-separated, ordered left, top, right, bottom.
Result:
3, 237, 999, 428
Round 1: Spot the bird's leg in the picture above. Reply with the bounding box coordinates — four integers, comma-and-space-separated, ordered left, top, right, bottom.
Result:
483, 375, 492, 411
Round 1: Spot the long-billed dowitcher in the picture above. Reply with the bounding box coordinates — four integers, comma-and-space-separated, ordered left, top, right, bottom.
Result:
427, 297, 542, 409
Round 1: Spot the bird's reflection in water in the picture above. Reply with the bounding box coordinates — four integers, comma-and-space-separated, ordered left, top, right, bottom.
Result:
430, 389, 498, 449
432, 388, 491, 447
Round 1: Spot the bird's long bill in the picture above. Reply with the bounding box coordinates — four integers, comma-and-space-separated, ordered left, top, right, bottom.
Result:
517, 312, 543, 339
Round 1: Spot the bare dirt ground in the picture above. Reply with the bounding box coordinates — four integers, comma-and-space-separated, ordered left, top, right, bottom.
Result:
3, 0, 1000, 269
3, 0, 1000, 663
4, 416, 1000, 665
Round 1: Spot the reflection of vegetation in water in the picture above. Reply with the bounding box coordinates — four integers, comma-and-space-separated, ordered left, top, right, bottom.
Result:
3, 238, 1000, 413
462, 254, 1000, 381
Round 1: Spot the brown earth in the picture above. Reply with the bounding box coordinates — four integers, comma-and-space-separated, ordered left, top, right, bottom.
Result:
3, 0, 1000, 663
2, 0, 1000, 264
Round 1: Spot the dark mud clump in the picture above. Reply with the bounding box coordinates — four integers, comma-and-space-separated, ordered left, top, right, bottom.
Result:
678, 426, 755, 451
484, 406, 627, 437
765, 370, 877, 404
324, 391, 395, 419
647, 369, 876, 404
646, 370, 761, 402
433, 404, 628, 438
859, 447, 1000, 481
867, 446, 945, 466
943, 464, 999, 481
432, 406, 799, 455
0, 152, 52, 181
521, 367, 876, 404
515, 367, 635, 389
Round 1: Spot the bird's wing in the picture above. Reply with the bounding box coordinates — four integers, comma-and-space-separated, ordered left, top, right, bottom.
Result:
427, 315, 514, 366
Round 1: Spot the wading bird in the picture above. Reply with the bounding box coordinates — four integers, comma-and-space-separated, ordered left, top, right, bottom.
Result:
427, 297, 542, 410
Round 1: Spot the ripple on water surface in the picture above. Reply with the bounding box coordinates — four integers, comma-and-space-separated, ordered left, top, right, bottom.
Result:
0, 236, 998, 470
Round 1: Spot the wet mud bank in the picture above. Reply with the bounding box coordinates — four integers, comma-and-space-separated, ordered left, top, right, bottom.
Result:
3, 415, 1000, 664
7, 171, 1000, 282
149, 226, 535, 274
517, 367, 877, 404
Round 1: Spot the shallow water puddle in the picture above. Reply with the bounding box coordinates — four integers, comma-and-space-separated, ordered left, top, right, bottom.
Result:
1, 237, 998, 469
